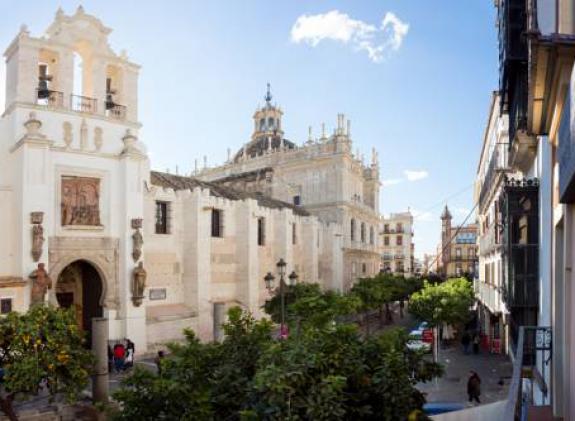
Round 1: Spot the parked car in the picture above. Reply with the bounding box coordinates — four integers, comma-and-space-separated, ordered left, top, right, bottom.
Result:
407, 323, 432, 353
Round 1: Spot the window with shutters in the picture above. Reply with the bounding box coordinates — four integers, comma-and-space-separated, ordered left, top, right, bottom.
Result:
396, 235, 403, 246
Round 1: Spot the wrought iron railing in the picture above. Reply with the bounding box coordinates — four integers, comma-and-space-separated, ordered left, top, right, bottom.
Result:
476, 280, 502, 314
106, 103, 127, 120
70, 94, 97, 113
479, 143, 509, 210
505, 326, 552, 420
36, 89, 64, 108
383, 227, 404, 234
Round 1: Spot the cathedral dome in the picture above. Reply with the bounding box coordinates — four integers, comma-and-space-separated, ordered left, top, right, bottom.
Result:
233, 134, 295, 162
233, 83, 294, 162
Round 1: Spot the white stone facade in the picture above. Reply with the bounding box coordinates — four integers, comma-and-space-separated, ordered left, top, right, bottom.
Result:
198, 98, 381, 291
0, 8, 382, 353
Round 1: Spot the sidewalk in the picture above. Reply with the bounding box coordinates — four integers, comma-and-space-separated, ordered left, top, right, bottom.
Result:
417, 344, 512, 407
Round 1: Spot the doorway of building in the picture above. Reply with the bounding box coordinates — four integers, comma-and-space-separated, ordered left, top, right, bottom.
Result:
56, 260, 103, 348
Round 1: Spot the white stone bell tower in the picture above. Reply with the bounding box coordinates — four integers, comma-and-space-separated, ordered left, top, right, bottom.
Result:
0, 7, 149, 352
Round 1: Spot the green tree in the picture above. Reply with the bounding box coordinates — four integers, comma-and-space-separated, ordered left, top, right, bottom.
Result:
0, 306, 93, 421
350, 277, 382, 335
114, 308, 441, 420
264, 283, 360, 333
113, 307, 274, 421
409, 278, 475, 327
248, 325, 442, 420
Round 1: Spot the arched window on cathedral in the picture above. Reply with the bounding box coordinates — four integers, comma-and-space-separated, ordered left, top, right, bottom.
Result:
360, 222, 366, 243
351, 219, 356, 241
267, 117, 275, 130
369, 226, 374, 245
260, 118, 265, 131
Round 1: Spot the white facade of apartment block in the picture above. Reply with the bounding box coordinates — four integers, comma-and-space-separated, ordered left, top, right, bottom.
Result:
380, 211, 414, 276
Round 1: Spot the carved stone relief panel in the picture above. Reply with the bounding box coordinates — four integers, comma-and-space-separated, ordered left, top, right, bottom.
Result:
61, 176, 101, 226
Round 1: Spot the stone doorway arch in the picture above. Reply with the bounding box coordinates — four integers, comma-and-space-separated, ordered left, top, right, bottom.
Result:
55, 260, 103, 347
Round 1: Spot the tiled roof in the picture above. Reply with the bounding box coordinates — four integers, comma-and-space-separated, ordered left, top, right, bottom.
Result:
150, 171, 309, 216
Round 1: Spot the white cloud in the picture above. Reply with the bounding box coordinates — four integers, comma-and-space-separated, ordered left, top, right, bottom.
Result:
290, 10, 409, 63
404, 170, 429, 181
381, 178, 403, 187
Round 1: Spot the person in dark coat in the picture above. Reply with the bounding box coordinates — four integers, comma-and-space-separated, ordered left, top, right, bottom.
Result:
467, 370, 481, 403
461, 331, 471, 354
472, 333, 481, 354
155, 350, 165, 376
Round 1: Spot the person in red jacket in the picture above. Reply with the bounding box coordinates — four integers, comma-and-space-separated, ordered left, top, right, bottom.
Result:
113, 343, 126, 373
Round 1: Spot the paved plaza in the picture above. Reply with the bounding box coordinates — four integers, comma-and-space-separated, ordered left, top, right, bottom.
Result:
417, 344, 513, 408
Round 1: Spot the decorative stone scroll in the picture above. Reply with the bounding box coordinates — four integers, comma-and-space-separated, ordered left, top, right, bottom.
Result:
132, 262, 147, 307
29, 263, 52, 306
131, 218, 143, 262
61, 176, 101, 226
30, 212, 44, 262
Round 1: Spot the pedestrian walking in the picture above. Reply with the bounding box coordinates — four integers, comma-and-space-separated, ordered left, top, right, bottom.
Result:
155, 350, 165, 375
113, 342, 126, 373
124, 339, 135, 370
461, 331, 471, 354
467, 370, 481, 404
473, 333, 480, 354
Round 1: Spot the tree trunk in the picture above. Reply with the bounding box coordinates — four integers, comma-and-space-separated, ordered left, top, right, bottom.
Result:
379, 305, 384, 327
385, 303, 393, 324
364, 311, 370, 336
0, 395, 18, 421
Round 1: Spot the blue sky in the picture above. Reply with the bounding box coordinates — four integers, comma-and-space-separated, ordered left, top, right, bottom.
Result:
0, 1, 498, 257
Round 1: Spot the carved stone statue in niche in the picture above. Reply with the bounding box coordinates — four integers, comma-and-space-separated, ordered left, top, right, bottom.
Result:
80, 119, 88, 150
31, 212, 45, 262
132, 262, 147, 307
61, 176, 101, 226
94, 127, 103, 151
63, 122, 72, 148
30, 263, 52, 306
131, 218, 143, 262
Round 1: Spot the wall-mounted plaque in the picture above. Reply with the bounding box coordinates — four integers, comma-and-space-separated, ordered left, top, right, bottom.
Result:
61, 176, 101, 226
149, 288, 167, 301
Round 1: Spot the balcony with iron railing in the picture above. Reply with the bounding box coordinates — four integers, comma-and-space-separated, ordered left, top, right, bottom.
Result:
479, 143, 509, 210
35, 88, 127, 121
474, 279, 503, 314
505, 326, 552, 420
479, 226, 502, 256
451, 254, 478, 262
382, 227, 404, 234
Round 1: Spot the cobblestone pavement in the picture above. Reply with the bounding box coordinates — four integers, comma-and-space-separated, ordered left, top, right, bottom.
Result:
417, 344, 513, 408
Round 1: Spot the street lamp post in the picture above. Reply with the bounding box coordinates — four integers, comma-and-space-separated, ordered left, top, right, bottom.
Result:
264, 258, 298, 339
